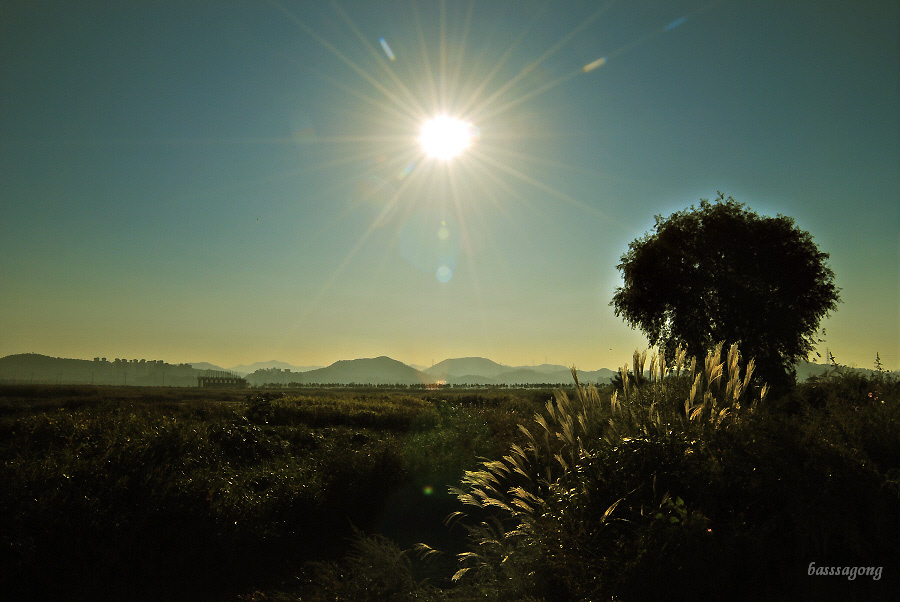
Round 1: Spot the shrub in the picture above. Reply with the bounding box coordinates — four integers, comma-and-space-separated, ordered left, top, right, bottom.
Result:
446, 344, 899, 601
302, 529, 425, 602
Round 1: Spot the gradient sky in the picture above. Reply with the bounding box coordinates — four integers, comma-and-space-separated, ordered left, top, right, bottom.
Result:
2, 0, 898, 371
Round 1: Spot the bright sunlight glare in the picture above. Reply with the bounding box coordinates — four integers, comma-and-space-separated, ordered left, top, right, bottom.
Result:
419, 115, 479, 160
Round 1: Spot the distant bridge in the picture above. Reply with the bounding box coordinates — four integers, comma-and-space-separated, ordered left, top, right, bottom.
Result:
198, 371, 248, 388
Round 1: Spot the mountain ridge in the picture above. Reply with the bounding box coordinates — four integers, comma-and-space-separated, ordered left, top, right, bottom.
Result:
0, 352, 891, 387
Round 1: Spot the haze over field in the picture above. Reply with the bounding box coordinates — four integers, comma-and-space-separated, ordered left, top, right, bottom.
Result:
1, 1, 897, 371
0, 352, 619, 386
3, 351, 879, 389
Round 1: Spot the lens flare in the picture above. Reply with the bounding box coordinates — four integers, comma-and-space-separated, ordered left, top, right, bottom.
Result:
379, 37, 396, 61
436, 265, 453, 282
398, 209, 461, 282
664, 17, 688, 32
582, 57, 607, 73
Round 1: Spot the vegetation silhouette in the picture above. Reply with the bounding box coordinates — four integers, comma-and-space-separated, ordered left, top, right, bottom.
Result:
439, 346, 899, 602
1, 356, 898, 601
611, 193, 840, 393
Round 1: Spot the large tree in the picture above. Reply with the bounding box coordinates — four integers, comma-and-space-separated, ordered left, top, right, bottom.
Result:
611, 193, 840, 388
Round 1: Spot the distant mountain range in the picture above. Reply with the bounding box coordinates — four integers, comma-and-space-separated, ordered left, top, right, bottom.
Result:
422, 357, 617, 386
0, 352, 891, 388
252, 356, 428, 386
243, 356, 615, 386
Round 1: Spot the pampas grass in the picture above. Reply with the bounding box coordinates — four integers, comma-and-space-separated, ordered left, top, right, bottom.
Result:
449, 343, 768, 593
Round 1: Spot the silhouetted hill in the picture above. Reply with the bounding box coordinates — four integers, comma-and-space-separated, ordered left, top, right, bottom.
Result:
794, 360, 892, 382
444, 367, 617, 386
425, 358, 616, 385
425, 357, 510, 380
514, 363, 571, 374
795, 360, 830, 382
303, 356, 428, 384
516, 367, 614, 385
248, 356, 430, 386
570, 368, 619, 384
189, 362, 228, 372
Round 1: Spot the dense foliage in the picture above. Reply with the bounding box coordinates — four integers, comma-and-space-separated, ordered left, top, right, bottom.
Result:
440, 348, 900, 601
611, 193, 840, 390
0, 387, 540, 601
2, 363, 898, 601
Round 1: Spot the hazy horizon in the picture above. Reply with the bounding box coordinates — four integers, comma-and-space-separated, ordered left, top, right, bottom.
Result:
2, 1, 898, 371
0, 349, 875, 377
0, 350, 619, 373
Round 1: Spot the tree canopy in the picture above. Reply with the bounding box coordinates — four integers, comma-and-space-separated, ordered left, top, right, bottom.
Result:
611, 193, 840, 388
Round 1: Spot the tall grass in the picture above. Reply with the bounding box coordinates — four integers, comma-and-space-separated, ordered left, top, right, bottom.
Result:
0, 388, 540, 601
445, 344, 899, 601
449, 344, 763, 565
0, 397, 410, 600
4, 370, 898, 601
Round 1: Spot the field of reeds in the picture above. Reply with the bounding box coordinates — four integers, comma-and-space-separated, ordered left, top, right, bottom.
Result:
2, 347, 899, 601
0, 384, 542, 601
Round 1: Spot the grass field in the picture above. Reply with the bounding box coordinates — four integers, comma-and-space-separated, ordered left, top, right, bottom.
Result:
2, 357, 899, 601
0, 384, 547, 601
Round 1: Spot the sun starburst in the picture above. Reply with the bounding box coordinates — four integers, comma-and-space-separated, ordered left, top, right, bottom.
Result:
419, 115, 479, 160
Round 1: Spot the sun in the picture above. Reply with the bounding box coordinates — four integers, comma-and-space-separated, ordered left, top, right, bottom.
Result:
419, 115, 478, 160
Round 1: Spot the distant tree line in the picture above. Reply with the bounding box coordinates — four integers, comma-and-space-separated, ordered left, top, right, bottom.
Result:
247, 381, 581, 390
0, 354, 205, 387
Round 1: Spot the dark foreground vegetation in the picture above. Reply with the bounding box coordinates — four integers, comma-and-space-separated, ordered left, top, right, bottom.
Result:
1, 352, 899, 601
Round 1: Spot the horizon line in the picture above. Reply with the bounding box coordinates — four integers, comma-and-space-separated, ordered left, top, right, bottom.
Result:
2, 350, 887, 374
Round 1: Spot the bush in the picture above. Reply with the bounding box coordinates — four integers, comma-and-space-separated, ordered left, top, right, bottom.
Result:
447, 345, 900, 601
300, 529, 426, 602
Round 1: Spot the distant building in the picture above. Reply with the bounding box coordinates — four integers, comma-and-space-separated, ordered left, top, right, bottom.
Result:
198, 371, 248, 388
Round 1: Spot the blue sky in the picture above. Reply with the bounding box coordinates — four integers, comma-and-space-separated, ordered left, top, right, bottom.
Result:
1, 0, 897, 371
